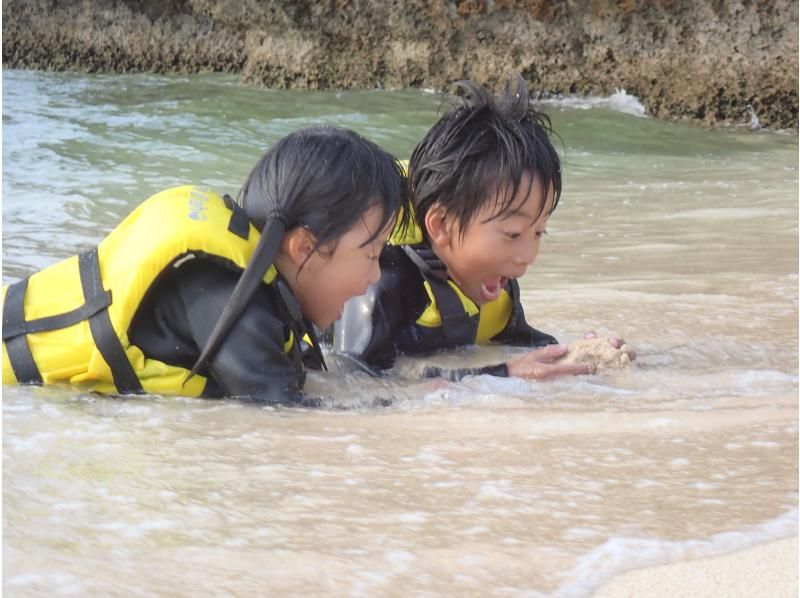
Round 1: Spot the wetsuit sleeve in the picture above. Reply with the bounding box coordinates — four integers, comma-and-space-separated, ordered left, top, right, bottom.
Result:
420, 362, 509, 381
490, 278, 559, 347
178, 266, 305, 403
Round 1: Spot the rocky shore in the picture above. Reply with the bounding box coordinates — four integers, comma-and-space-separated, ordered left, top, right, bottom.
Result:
3, 0, 797, 128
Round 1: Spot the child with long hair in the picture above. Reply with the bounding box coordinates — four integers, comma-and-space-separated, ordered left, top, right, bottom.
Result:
3, 126, 410, 402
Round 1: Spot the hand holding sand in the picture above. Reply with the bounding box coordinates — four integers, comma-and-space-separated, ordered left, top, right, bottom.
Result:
507, 336, 636, 380
555, 337, 636, 371
506, 344, 594, 380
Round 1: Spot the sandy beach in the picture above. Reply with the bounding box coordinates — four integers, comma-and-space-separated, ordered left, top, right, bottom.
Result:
594, 537, 798, 597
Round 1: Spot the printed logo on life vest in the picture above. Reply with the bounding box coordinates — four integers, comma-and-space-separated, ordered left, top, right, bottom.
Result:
188, 190, 209, 221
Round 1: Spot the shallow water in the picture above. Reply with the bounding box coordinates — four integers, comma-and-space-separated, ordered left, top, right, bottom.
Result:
2, 70, 798, 596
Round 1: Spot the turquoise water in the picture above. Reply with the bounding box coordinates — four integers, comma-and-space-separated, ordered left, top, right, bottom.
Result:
2, 70, 798, 596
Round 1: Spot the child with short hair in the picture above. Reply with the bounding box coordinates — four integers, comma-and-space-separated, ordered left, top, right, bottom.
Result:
3, 126, 410, 401
334, 75, 627, 381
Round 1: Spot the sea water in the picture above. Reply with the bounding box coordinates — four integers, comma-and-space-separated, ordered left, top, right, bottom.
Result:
2, 70, 797, 596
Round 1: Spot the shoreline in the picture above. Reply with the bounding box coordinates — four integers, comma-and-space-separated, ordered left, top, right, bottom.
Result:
593, 536, 799, 598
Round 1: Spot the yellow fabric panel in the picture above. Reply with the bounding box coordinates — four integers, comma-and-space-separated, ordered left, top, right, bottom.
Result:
285, 330, 295, 354
68, 355, 207, 397
389, 203, 424, 246
1, 350, 16, 383
415, 280, 513, 344
2, 273, 97, 384
100, 186, 275, 338
22, 255, 86, 319
388, 160, 424, 245
475, 291, 513, 343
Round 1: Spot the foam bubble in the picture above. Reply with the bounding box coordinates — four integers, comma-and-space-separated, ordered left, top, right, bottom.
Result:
538, 89, 647, 117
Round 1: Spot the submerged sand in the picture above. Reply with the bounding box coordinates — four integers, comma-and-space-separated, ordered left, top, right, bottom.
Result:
594, 537, 799, 597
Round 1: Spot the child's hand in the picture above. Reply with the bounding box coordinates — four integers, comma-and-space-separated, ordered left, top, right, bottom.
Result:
507, 345, 594, 380
584, 330, 637, 361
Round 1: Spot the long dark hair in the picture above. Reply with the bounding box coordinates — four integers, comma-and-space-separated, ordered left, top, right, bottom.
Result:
190, 126, 410, 377
409, 73, 562, 237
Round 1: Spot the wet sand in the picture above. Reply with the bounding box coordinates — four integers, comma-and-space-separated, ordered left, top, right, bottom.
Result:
594, 537, 798, 597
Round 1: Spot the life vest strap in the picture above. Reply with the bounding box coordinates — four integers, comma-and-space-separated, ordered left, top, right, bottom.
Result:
78, 249, 144, 395
425, 278, 477, 346
2, 288, 112, 340
2, 278, 44, 384
222, 194, 251, 241
275, 277, 327, 372
401, 244, 476, 346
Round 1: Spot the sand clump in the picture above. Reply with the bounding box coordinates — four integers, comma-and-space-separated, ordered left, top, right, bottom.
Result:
556, 338, 634, 372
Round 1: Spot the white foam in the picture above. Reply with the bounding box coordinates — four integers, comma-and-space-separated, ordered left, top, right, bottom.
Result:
296, 434, 358, 443
394, 511, 429, 524
634, 479, 663, 489
478, 480, 519, 501
2, 403, 34, 413
553, 507, 798, 598
689, 482, 718, 490
537, 89, 647, 117
747, 104, 762, 130
7, 571, 84, 593
346, 443, 366, 455
563, 527, 604, 540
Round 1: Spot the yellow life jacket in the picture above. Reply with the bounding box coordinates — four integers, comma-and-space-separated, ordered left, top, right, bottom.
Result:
1, 185, 287, 396
388, 205, 513, 347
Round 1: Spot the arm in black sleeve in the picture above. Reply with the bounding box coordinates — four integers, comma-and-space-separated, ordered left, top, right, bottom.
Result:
178, 265, 305, 403
420, 362, 509, 381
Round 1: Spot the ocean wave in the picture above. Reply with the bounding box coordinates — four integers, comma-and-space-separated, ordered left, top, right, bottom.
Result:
537, 89, 647, 118
554, 507, 798, 597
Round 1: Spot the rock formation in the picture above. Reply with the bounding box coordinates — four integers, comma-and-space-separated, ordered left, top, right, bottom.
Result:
3, 0, 797, 128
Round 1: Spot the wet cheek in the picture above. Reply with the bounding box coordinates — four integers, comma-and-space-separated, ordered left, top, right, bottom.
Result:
369, 261, 381, 284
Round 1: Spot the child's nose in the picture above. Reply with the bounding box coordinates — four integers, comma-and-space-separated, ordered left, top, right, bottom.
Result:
515, 244, 538, 266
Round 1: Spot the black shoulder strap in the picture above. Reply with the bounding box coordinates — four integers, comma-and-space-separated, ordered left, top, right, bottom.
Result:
2, 278, 44, 384
77, 249, 143, 394
222, 194, 251, 241
275, 277, 327, 372
401, 244, 477, 347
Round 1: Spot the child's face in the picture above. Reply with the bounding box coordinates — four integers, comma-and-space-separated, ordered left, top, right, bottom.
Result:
294, 205, 392, 329
431, 173, 553, 306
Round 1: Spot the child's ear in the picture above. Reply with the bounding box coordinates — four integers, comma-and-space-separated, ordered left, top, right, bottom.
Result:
424, 203, 454, 246
281, 227, 318, 266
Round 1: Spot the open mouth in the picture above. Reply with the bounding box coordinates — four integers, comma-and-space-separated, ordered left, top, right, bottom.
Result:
479, 276, 508, 303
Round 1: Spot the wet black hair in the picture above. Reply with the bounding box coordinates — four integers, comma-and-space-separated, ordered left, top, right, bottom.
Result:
409, 73, 562, 237
190, 125, 410, 377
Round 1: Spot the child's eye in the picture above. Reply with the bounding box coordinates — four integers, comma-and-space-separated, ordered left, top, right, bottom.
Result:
536, 230, 548, 239
504, 232, 521, 240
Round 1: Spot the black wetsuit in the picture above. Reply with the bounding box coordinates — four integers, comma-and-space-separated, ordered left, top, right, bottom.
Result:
128, 258, 322, 403
333, 243, 558, 380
